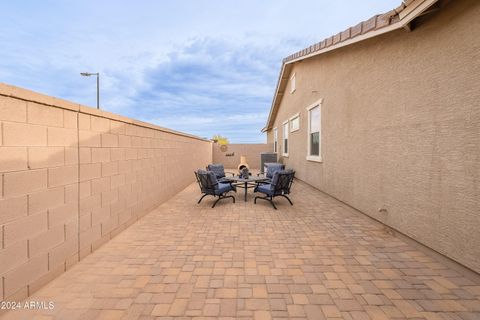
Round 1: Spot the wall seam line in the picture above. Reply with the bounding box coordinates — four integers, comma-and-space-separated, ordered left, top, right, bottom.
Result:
76, 109, 81, 262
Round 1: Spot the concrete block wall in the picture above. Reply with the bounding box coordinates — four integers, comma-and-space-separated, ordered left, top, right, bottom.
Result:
0, 83, 212, 301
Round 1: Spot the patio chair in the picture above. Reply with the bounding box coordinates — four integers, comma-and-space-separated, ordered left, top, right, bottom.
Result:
254, 169, 295, 210
207, 164, 235, 182
195, 170, 236, 208
257, 163, 285, 183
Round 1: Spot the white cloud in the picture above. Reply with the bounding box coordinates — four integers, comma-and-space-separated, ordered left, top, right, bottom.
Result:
0, 0, 400, 142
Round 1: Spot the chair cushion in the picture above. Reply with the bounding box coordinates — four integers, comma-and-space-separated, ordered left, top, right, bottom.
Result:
207, 171, 218, 186
208, 164, 226, 178
270, 171, 281, 186
196, 170, 217, 193
256, 183, 274, 195
266, 163, 284, 178
271, 169, 294, 186
215, 182, 233, 195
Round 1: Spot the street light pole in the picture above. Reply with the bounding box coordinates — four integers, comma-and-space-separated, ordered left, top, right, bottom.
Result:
96, 74, 99, 109
80, 72, 100, 109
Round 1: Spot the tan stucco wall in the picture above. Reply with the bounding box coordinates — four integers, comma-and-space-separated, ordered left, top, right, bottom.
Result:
0, 83, 212, 301
212, 143, 272, 170
267, 0, 480, 273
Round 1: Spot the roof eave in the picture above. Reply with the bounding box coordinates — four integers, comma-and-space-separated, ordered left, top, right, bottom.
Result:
262, 0, 440, 132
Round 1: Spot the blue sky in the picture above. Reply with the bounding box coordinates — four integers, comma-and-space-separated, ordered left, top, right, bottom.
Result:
0, 1, 399, 142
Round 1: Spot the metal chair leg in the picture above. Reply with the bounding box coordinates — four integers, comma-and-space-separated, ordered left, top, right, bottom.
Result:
254, 195, 277, 210
268, 196, 277, 210
212, 194, 235, 208
212, 197, 221, 208
280, 195, 293, 205
198, 194, 208, 204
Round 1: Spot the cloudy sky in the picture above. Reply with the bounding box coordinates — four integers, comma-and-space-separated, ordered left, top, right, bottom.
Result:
0, 0, 399, 142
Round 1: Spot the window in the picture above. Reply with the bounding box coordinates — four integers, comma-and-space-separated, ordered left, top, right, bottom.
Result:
307, 99, 322, 162
283, 121, 289, 156
273, 127, 278, 153
290, 113, 299, 132
290, 73, 296, 93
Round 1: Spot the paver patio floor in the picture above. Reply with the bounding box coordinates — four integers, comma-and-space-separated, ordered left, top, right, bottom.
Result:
2, 180, 480, 320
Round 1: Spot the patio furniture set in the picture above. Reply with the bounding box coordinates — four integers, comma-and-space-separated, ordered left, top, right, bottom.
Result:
194, 163, 295, 209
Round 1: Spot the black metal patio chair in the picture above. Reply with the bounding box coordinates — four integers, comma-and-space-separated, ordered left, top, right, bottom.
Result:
195, 169, 236, 208
257, 163, 285, 184
254, 169, 295, 210
207, 164, 236, 182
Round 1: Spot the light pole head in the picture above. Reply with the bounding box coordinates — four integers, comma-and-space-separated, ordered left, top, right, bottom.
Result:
80, 72, 99, 76
80, 72, 100, 109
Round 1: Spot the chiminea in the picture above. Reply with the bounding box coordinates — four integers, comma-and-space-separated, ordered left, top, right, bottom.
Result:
238, 155, 250, 177
240, 167, 250, 179
237, 155, 249, 171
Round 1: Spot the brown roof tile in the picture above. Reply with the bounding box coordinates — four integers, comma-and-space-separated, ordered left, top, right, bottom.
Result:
363, 15, 378, 33
326, 36, 334, 47
395, 3, 407, 14
351, 22, 363, 37
391, 15, 401, 24
341, 28, 351, 42
333, 32, 341, 44
319, 39, 326, 49
376, 14, 391, 29
282, 1, 422, 64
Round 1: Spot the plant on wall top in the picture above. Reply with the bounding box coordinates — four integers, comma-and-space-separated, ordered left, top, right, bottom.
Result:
212, 134, 229, 145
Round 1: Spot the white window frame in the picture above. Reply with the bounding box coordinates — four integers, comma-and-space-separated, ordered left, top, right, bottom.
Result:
290, 73, 296, 94
306, 98, 323, 162
282, 120, 289, 157
289, 113, 300, 133
273, 127, 278, 153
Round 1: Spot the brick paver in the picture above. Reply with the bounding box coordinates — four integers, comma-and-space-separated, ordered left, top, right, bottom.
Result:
2, 180, 479, 319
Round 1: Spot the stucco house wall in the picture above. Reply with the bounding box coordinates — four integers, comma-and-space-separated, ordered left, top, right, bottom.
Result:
266, 0, 480, 273
0, 83, 212, 301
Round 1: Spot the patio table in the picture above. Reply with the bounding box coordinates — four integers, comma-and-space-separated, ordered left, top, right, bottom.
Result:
224, 175, 268, 202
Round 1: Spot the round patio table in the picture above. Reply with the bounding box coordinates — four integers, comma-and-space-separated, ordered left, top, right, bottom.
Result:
224, 176, 268, 202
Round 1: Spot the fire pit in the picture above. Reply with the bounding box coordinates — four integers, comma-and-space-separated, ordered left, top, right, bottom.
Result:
238, 155, 250, 177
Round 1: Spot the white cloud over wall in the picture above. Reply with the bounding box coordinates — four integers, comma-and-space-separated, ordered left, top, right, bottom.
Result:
0, 0, 399, 142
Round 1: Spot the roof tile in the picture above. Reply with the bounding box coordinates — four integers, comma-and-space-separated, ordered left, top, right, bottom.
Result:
341, 28, 351, 42
391, 15, 401, 24
281, 0, 417, 64
395, 3, 406, 14
333, 32, 341, 44
351, 22, 363, 37
376, 14, 391, 29
363, 15, 378, 33
326, 36, 334, 47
